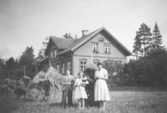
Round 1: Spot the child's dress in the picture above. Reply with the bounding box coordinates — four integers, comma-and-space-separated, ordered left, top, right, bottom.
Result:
74, 77, 88, 99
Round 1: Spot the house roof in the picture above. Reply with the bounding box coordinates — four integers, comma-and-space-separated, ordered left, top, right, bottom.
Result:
45, 36, 77, 55
51, 37, 77, 49
58, 27, 131, 56
57, 27, 103, 55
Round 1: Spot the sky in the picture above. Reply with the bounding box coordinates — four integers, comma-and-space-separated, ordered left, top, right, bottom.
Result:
0, 0, 167, 59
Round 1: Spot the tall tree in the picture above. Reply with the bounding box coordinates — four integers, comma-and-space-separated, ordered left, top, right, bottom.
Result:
0, 58, 6, 79
133, 33, 142, 56
133, 23, 152, 56
6, 57, 15, 78
19, 46, 35, 78
37, 37, 49, 61
151, 22, 163, 49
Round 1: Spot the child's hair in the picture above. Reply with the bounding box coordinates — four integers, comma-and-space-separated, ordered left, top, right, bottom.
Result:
66, 68, 70, 71
78, 71, 84, 76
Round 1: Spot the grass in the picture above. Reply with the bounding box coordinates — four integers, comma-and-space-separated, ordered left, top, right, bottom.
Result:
1, 87, 167, 113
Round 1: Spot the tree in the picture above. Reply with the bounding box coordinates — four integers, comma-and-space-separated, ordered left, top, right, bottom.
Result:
133, 23, 152, 56
133, 34, 142, 56
0, 58, 6, 79
63, 33, 73, 39
19, 46, 35, 78
37, 37, 49, 61
6, 57, 15, 78
125, 48, 167, 87
151, 22, 163, 49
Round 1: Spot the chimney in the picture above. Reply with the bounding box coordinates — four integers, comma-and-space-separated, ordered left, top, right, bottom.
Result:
82, 30, 89, 37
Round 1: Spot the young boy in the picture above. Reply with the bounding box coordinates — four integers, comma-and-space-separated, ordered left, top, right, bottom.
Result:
61, 69, 75, 108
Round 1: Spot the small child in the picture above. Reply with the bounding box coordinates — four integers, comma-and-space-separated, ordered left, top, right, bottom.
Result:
74, 71, 89, 109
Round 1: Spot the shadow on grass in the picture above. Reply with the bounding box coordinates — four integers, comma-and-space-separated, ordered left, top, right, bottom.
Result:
0, 97, 19, 113
110, 86, 167, 92
49, 102, 78, 109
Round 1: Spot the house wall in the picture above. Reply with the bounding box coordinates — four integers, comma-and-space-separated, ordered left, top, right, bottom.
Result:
72, 33, 127, 76
74, 33, 125, 58
72, 55, 126, 77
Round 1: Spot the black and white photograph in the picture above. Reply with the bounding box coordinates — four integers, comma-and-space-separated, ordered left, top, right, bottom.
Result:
0, 0, 167, 113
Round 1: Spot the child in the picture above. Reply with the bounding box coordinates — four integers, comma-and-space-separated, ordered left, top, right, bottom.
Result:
74, 71, 88, 109
61, 69, 75, 108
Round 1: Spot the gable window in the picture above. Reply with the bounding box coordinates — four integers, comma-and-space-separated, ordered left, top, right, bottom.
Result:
92, 43, 98, 53
93, 59, 100, 65
80, 59, 87, 71
104, 44, 110, 53
62, 62, 65, 74
56, 64, 59, 73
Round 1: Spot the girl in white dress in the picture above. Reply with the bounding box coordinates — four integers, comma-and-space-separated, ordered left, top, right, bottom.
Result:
94, 62, 110, 110
74, 71, 88, 109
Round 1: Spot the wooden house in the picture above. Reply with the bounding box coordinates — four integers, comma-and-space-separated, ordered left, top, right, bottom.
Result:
41, 27, 131, 76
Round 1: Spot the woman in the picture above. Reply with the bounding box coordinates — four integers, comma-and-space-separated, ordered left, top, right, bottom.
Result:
94, 62, 110, 110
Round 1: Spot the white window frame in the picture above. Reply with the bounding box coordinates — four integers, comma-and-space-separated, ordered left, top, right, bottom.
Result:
50, 51, 54, 59
62, 62, 65, 74
56, 64, 59, 73
54, 50, 57, 58
92, 43, 98, 53
104, 44, 110, 54
80, 59, 87, 71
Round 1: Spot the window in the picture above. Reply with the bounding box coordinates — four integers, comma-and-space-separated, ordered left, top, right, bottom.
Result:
54, 50, 57, 58
67, 61, 71, 71
92, 43, 98, 53
62, 62, 65, 74
56, 64, 59, 73
104, 44, 110, 53
50, 51, 53, 59
80, 59, 87, 71
93, 59, 100, 65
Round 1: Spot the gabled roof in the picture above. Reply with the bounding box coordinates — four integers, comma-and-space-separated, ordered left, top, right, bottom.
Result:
51, 37, 77, 49
58, 27, 131, 56
58, 27, 103, 55
45, 36, 77, 55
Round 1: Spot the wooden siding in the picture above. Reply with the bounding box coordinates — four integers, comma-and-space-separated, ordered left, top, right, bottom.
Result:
74, 33, 125, 58
72, 55, 126, 77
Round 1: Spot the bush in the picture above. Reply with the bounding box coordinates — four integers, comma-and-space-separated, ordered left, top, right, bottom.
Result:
125, 48, 167, 87
103, 59, 128, 87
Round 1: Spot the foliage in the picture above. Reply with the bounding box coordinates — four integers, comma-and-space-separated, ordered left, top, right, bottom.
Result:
19, 46, 36, 78
151, 22, 163, 49
133, 23, 152, 56
125, 48, 167, 87
133, 23, 163, 57
0, 58, 6, 79
63, 33, 73, 39
103, 59, 127, 87
38, 37, 49, 60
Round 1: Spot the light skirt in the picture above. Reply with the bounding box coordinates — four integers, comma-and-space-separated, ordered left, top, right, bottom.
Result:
74, 86, 87, 99
94, 79, 110, 101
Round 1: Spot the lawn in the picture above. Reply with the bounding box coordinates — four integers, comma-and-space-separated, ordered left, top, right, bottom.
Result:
1, 87, 167, 113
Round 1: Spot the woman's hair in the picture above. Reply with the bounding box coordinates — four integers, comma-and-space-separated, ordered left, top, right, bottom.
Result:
78, 71, 84, 76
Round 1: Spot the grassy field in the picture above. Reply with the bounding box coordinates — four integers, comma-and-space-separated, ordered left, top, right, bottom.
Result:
1, 87, 167, 113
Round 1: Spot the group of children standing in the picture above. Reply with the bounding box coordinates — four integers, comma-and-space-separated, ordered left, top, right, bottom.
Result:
61, 69, 88, 109
61, 62, 110, 110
